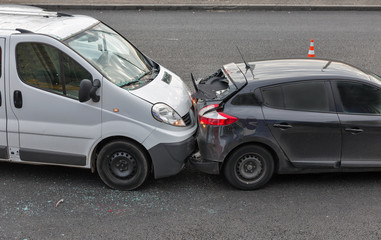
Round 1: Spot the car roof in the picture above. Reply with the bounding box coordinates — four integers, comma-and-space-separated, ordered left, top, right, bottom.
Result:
233, 59, 372, 87
0, 5, 99, 40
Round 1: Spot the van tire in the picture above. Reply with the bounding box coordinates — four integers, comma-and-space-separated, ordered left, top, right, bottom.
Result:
97, 141, 149, 190
224, 145, 274, 190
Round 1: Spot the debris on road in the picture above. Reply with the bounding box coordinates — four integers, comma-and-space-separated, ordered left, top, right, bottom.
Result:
55, 199, 64, 208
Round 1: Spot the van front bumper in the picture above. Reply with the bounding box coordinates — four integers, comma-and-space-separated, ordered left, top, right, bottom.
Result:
148, 136, 196, 179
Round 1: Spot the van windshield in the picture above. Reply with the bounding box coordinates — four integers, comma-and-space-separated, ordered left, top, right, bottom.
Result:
65, 23, 153, 89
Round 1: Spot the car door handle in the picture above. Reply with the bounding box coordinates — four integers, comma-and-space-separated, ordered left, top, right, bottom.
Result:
14, 90, 22, 108
273, 123, 293, 129
344, 127, 363, 134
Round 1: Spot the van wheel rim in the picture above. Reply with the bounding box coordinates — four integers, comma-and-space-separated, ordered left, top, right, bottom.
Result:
236, 154, 263, 181
109, 152, 136, 178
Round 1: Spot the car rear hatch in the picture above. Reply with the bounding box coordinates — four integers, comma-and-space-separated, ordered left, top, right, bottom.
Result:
190, 62, 249, 173
192, 62, 248, 105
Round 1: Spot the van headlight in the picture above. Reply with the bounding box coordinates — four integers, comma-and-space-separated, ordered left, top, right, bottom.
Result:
152, 103, 186, 127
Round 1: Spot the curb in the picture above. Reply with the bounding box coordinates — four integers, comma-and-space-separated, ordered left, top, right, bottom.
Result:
33, 4, 381, 11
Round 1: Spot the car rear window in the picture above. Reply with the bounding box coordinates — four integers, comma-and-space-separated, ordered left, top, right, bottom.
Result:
261, 81, 330, 112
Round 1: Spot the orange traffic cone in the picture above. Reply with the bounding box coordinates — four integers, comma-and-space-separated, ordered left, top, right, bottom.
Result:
308, 39, 315, 57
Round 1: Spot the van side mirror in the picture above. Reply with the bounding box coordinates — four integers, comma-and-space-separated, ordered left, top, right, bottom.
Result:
79, 79, 101, 103
90, 79, 101, 102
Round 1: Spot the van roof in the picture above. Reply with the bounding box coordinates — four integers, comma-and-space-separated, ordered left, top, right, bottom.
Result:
0, 5, 99, 40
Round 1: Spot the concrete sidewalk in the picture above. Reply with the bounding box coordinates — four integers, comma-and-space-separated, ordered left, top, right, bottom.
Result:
0, 0, 380, 10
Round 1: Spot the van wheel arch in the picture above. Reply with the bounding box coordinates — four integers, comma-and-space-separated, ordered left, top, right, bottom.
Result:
91, 136, 152, 174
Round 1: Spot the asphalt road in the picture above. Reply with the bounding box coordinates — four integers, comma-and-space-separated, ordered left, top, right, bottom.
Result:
1, 10, 381, 239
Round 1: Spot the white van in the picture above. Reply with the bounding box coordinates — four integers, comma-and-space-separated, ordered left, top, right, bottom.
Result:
0, 5, 197, 190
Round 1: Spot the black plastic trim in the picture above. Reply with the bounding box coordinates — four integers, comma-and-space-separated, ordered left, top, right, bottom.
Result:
0, 145, 8, 159
13, 90, 22, 108
190, 157, 220, 175
57, 12, 73, 17
16, 28, 34, 34
20, 148, 86, 166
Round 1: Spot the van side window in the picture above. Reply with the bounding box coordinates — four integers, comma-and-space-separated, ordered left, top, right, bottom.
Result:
16, 43, 92, 99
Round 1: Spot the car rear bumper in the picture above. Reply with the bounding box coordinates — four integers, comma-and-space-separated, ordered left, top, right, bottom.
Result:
190, 151, 220, 175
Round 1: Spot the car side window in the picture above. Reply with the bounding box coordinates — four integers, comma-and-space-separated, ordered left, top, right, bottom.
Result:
336, 82, 381, 114
16, 42, 92, 99
261, 81, 330, 112
262, 86, 284, 109
231, 93, 258, 106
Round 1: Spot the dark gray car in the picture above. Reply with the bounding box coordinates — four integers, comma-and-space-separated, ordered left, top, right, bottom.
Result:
191, 59, 381, 190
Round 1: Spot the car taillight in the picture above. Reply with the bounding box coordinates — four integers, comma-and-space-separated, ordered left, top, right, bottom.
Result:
198, 104, 238, 126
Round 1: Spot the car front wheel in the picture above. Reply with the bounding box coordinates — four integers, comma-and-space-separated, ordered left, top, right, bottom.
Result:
97, 140, 149, 190
224, 145, 274, 190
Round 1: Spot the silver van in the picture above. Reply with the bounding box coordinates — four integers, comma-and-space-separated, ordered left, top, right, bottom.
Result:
0, 5, 197, 190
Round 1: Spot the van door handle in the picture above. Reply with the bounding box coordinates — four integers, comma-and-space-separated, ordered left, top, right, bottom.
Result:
345, 127, 363, 134
14, 90, 22, 108
0, 91, 2, 107
273, 123, 293, 129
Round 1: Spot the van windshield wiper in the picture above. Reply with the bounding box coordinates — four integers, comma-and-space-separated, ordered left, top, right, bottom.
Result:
115, 53, 147, 73
137, 70, 152, 81
119, 70, 152, 88
149, 67, 159, 80
119, 66, 160, 88
120, 80, 140, 88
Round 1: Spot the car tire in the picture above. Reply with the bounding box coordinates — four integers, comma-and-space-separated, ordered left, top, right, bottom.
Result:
97, 140, 149, 190
224, 145, 274, 190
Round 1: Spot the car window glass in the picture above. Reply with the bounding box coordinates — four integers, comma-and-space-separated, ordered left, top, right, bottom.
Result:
283, 82, 329, 112
17, 43, 62, 94
231, 93, 258, 106
61, 53, 92, 99
16, 42, 92, 99
262, 86, 284, 108
262, 81, 329, 112
337, 82, 381, 114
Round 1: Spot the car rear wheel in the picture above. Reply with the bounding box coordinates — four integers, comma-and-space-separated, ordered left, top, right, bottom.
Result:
97, 141, 149, 190
224, 145, 274, 190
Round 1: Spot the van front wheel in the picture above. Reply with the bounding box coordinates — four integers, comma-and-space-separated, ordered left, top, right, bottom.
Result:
97, 141, 149, 190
